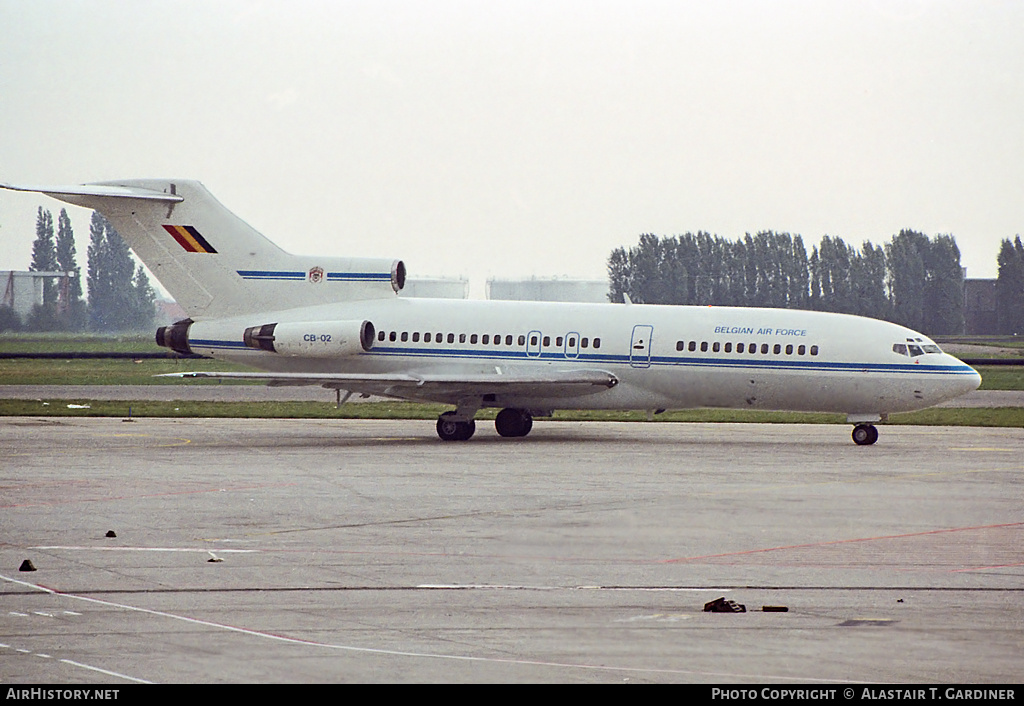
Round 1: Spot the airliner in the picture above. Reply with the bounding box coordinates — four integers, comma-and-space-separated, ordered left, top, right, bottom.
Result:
1, 179, 981, 444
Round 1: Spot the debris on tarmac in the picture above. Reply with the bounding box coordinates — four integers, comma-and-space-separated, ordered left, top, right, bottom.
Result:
704, 597, 746, 613
19, 559, 36, 572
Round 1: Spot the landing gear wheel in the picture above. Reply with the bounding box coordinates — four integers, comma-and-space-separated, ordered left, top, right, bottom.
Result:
437, 412, 475, 441
495, 408, 533, 438
852, 424, 878, 446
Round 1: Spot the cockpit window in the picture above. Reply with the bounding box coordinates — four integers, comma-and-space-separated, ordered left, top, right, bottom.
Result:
894, 342, 942, 356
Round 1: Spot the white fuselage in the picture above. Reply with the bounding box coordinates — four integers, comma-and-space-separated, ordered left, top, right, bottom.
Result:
186, 297, 981, 417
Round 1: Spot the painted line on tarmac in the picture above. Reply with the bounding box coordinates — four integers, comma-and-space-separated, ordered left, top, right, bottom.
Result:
0, 572, 860, 684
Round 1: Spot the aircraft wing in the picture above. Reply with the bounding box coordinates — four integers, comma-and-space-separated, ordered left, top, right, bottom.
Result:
158, 369, 618, 403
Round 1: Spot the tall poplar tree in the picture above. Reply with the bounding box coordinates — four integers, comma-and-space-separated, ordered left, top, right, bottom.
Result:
87, 212, 151, 331
30, 208, 57, 304
28, 207, 59, 329
996, 236, 1024, 335
55, 208, 86, 329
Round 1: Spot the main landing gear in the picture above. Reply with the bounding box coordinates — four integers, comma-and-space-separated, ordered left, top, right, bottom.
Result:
436, 411, 476, 441
494, 408, 533, 438
852, 423, 879, 446
435, 408, 534, 441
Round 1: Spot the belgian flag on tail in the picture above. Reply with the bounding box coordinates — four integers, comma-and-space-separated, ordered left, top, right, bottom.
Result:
163, 225, 218, 253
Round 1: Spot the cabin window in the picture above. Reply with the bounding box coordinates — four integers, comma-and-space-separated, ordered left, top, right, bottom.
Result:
676, 341, 685, 351
810, 345, 819, 356
506, 335, 513, 345
593, 338, 601, 349
773, 344, 781, 354
424, 333, 432, 343
700, 341, 708, 352
378, 330, 386, 342
785, 344, 793, 355
798, 344, 805, 355
530, 335, 537, 346
581, 338, 589, 348
436, 332, 442, 342
518, 335, 526, 346
556, 336, 563, 347
482, 334, 490, 344
447, 333, 455, 344
725, 342, 732, 353
413, 332, 420, 342
737, 343, 744, 353
543, 336, 550, 346
470, 334, 478, 344
459, 333, 466, 343
712, 342, 720, 353
401, 332, 408, 342
761, 344, 769, 354
389, 331, 397, 342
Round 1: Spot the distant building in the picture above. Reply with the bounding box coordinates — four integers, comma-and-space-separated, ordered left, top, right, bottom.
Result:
398, 277, 469, 299
1, 270, 73, 319
963, 278, 998, 334
155, 298, 187, 325
487, 277, 609, 303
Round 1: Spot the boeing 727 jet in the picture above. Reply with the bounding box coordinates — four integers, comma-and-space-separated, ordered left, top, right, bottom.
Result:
1, 179, 981, 444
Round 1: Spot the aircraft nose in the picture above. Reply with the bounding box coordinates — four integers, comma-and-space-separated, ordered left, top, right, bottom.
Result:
948, 356, 982, 396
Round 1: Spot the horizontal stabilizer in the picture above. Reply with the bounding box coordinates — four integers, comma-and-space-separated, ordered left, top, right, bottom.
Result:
4, 178, 405, 317
0, 181, 183, 203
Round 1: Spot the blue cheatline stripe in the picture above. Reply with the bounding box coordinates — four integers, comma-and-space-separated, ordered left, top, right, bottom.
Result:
189, 338, 249, 350
186, 339, 977, 377
327, 272, 391, 281
235, 270, 391, 281
236, 270, 305, 280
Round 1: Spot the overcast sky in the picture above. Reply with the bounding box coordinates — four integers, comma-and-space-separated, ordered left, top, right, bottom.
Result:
1, 0, 1021, 299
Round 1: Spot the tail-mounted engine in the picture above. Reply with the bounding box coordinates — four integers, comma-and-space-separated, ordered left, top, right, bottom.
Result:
156, 319, 194, 356
242, 320, 375, 357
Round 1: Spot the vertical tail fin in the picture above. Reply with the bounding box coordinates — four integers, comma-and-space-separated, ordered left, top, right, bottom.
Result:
1, 179, 404, 318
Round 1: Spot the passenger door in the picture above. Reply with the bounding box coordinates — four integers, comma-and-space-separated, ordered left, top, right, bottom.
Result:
629, 325, 654, 368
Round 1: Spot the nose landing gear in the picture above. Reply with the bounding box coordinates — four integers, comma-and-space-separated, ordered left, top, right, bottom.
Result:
852, 423, 879, 446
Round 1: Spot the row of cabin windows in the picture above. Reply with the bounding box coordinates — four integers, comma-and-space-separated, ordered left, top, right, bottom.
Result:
377, 330, 602, 349
675, 340, 819, 356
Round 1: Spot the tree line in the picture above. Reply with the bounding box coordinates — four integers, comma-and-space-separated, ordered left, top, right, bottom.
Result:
1, 208, 156, 333
608, 230, 976, 335
996, 236, 1024, 335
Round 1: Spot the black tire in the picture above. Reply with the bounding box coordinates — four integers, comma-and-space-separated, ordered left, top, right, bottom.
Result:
852, 424, 878, 446
437, 412, 475, 441
495, 408, 533, 438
